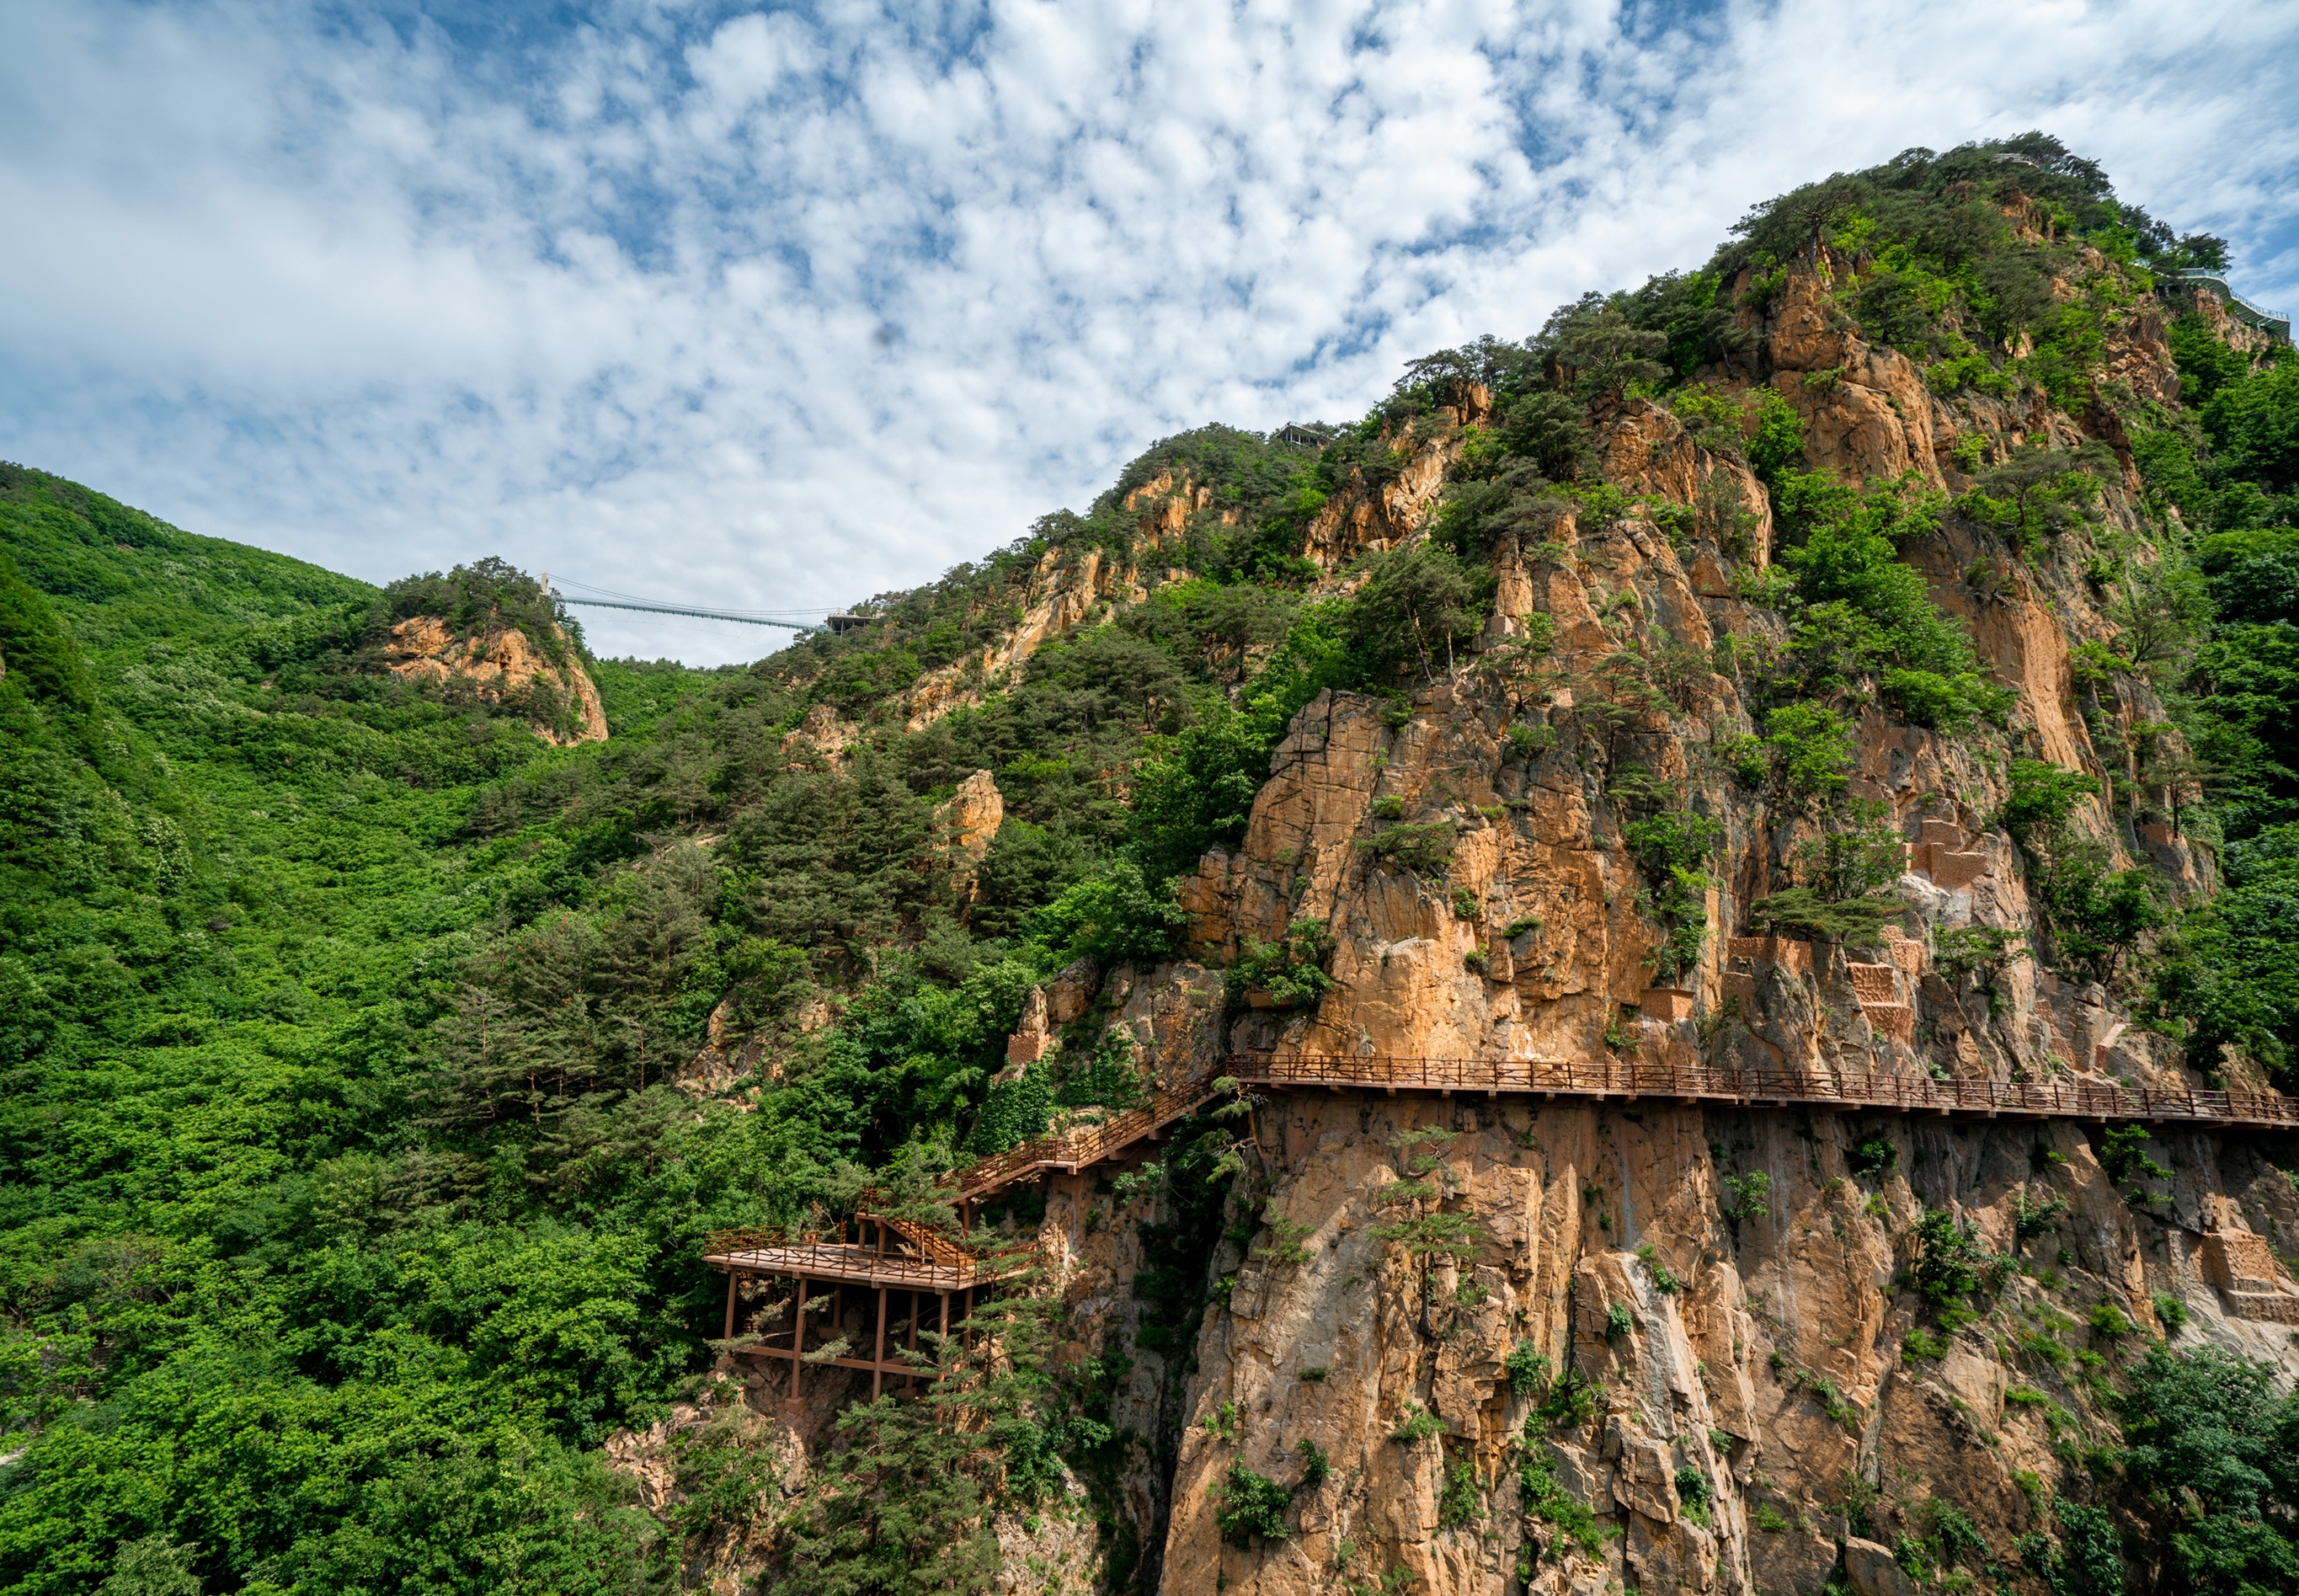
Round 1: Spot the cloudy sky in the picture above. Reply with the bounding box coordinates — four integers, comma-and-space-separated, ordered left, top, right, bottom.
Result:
3, 0, 2296, 665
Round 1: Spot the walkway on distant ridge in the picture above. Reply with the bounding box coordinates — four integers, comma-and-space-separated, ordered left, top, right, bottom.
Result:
2172, 270, 2292, 342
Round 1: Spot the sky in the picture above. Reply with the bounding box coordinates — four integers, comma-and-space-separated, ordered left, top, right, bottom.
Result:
3, 0, 2296, 665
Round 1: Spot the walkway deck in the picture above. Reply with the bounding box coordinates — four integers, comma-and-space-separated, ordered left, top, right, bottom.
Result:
925, 1052, 2299, 1204
1238, 1054, 2299, 1131
701, 1225, 1036, 1291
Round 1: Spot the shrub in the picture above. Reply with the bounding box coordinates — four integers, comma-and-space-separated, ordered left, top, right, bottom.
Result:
1210, 1460, 1292, 1545
2100, 1126, 2171, 1197
1634, 1242, 1683, 1293
2089, 1301, 2135, 1340
1227, 917, 1336, 1008
1358, 820, 1459, 874
1912, 1208, 1997, 1306
2014, 1189, 2070, 1238
1623, 809, 1719, 983
1437, 1456, 1483, 1530
1850, 1133, 1899, 1177
1747, 386, 1806, 483
1675, 1465, 1712, 1528
1518, 1446, 1614, 1560
1253, 1202, 1315, 1267
1999, 761, 2099, 848
1605, 1303, 1635, 1340
1390, 1405, 1446, 1445
1531, 1371, 1603, 1433
1715, 733, 1768, 787
1721, 1170, 1773, 1221
1504, 1342, 1554, 1396
1763, 702, 1858, 804
1754, 1503, 1792, 1533
2151, 1291, 2189, 1332
1505, 723, 1557, 761
1295, 1439, 1331, 1490
1903, 1326, 1949, 1361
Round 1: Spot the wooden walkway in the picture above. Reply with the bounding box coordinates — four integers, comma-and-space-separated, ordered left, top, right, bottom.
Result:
701, 1054, 2299, 1402
924, 1052, 2299, 1204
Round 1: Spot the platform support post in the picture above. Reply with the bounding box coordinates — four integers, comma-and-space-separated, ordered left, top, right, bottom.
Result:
723, 1270, 739, 1343
792, 1276, 807, 1404
873, 1286, 887, 1400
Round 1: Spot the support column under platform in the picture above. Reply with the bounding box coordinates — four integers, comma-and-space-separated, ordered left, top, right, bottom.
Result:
702, 1236, 1032, 1411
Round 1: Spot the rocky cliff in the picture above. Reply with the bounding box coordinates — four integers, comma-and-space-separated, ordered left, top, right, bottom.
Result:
381, 611, 607, 744
623, 175, 2299, 1596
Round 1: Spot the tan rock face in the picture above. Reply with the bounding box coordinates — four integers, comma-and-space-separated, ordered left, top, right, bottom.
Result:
781, 701, 858, 764
382, 614, 606, 744
1123, 1086, 2299, 1596
938, 769, 1005, 866
1085, 248, 2274, 1593
900, 547, 1132, 731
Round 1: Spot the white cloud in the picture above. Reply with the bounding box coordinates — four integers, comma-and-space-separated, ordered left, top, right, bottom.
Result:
1, 0, 2294, 665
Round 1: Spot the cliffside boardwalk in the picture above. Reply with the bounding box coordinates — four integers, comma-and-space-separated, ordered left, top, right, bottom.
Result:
704, 1051, 2299, 1404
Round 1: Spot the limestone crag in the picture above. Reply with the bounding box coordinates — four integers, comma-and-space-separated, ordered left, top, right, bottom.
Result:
382, 613, 607, 745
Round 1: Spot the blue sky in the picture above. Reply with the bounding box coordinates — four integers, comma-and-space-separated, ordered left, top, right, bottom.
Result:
3, 0, 2296, 665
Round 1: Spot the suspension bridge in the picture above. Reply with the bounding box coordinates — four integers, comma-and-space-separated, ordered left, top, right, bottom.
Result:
539, 575, 877, 635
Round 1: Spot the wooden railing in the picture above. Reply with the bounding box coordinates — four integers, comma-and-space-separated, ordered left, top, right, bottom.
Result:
1230, 1054, 2299, 1129
701, 1223, 1037, 1284
861, 1205, 975, 1268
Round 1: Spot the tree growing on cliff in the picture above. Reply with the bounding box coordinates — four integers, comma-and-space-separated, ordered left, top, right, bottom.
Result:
1372, 1128, 1487, 1337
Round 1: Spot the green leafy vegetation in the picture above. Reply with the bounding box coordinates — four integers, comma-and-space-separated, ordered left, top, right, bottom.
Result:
1912, 1208, 2003, 1307
1435, 1456, 1482, 1531
1210, 1460, 1293, 1545
1503, 1342, 1553, 1396
1516, 1443, 1614, 1564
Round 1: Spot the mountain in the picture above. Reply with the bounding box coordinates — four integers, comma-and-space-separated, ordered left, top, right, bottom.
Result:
6, 132, 2299, 1596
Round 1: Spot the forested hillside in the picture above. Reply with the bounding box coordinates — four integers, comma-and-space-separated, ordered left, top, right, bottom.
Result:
5, 132, 2299, 1596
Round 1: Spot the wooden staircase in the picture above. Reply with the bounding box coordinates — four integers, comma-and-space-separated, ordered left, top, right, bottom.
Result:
931, 1063, 1240, 1203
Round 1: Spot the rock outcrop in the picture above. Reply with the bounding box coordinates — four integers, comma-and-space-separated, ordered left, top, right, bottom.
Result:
381, 613, 607, 744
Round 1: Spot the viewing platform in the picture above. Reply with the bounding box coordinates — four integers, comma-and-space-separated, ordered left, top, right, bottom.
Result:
703, 1215, 1038, 1406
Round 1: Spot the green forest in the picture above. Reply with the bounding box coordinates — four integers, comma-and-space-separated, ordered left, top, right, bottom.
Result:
5, 133, 2299, 1594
